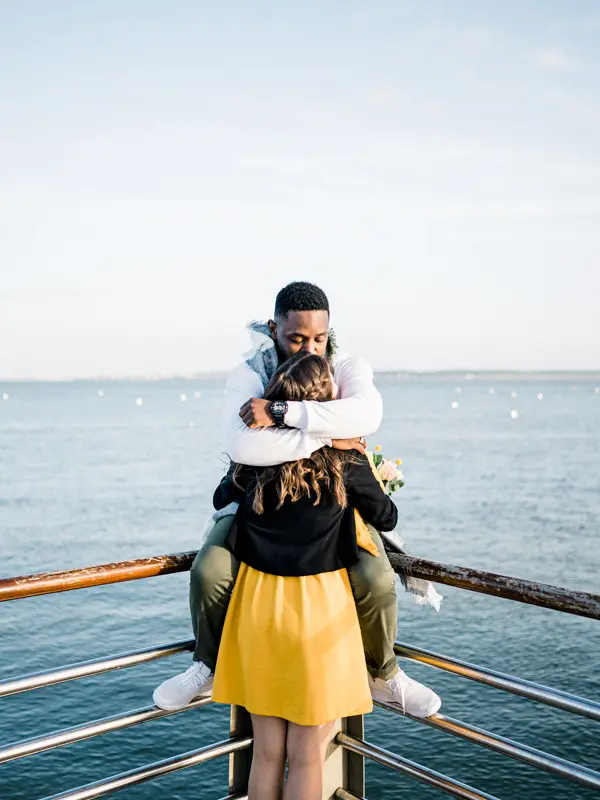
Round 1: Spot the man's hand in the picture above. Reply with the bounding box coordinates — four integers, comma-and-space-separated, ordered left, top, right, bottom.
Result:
239, 398, 275, 429
331, 436, 367, 455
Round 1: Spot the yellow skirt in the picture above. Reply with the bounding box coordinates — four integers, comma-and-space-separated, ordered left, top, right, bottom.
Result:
212, 563, 373, 726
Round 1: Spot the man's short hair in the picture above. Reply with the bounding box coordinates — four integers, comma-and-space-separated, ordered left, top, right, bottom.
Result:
274, 281, 330, 319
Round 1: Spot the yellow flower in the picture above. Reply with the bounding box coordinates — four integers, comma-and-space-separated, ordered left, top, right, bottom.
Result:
375, 445, 382, 452
396, 459, 402, 465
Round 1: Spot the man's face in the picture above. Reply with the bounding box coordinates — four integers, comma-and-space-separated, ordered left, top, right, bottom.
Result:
269, 310, 329, 360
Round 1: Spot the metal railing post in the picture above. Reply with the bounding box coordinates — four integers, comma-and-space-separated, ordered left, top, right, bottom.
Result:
343, 715, 365, 794
322, 716, 365, 799
229, 705, 253, 794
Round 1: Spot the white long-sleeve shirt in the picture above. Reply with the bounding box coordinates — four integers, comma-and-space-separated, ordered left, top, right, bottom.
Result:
222, 352, 383, 467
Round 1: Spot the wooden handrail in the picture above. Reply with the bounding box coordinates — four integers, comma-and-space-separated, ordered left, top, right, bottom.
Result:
0, 552, 197, 601
2, 550, 599, 619
387, 553, 600, 620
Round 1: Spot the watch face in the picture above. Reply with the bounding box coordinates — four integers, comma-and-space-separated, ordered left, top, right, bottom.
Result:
271, 401, 286, 415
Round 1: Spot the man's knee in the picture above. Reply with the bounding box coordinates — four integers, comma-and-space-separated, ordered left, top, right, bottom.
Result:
190, 547, 229, 591
348, 555, 396, 604
190, 525, 237, 601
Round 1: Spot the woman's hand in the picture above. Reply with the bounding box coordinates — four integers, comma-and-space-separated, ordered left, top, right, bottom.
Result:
331, 436, 367, 455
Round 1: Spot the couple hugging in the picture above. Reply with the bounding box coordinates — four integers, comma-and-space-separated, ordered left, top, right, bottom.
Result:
153, 281, 441, 798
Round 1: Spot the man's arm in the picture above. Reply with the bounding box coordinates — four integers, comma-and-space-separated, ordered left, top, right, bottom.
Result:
223, 363, 331, 467
346, 454, 398, 532
284, 354, 383, 438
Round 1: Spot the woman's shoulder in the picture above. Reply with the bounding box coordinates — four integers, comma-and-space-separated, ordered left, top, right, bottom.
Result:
343, 452, 373, 480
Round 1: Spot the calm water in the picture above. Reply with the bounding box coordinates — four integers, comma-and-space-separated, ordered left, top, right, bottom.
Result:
1, 377, 599, 800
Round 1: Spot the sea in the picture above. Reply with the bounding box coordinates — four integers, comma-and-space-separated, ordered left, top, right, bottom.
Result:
1, 375, 599, 800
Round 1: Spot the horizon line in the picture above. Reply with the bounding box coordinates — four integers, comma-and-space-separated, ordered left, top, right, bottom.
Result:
2, 368, 600, 384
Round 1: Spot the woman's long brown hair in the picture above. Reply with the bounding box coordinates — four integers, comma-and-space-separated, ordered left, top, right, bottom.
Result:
235, 352, 354, 514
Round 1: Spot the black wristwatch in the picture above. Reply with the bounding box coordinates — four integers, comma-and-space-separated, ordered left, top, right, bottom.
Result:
269, 400, 288, 427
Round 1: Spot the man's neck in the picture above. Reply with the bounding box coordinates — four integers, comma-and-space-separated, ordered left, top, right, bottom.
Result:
274, 341, 286, 365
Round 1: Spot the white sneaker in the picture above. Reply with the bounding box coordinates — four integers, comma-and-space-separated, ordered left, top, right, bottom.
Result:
369, 669, 441, 718
152, 661, 214, 711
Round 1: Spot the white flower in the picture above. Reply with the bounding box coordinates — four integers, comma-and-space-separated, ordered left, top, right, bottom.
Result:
377, 459, 398, 482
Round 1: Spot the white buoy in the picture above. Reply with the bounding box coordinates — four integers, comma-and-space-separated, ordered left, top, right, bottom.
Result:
2, 393, 9, 401
595, 387, 600, 394
510, 409, 519, 419
489, 388, 495, 395
455, 387, 462, 394
451, 401, 459, 409
537, 393, 544, 400
511, 391, 518, 398
97, 389, 105, 398
189, 421, 195, 428
180, 393, 187, 402
136, 397, 143, 406
194, 391, 202, 398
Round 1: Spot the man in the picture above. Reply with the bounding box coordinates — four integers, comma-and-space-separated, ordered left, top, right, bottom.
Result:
153, 281, 441, 717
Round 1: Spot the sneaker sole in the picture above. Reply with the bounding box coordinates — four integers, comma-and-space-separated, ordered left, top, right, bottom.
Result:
370, 688, 441, 718
152, 682, 214, 712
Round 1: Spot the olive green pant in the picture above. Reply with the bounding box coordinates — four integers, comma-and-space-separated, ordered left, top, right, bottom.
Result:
189, 515, 399, 680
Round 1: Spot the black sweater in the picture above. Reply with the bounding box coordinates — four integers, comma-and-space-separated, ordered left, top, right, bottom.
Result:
213, 453, 398, 577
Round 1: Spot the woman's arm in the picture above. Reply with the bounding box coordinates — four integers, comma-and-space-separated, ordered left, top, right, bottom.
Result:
213, 462, 247, 510
345, 454, 398, 532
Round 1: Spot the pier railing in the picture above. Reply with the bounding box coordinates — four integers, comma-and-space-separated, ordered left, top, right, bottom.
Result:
1, 552, 599, 800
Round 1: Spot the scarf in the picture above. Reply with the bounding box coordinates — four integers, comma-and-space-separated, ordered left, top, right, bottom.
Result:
210, 321, 442, 611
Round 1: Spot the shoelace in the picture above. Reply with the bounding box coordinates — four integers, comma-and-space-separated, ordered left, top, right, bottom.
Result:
396, 681, 407, 714
389, 673, 407, 714
180, 665, 208, 691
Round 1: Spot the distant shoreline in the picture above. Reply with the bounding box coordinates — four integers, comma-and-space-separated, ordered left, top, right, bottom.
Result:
2, 370, 600, 383
376, 370, 600, 382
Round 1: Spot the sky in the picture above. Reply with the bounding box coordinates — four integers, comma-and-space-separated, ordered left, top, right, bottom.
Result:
1, 1, 599, 379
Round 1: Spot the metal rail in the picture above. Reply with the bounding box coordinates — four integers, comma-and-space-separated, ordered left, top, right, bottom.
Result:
0, 638, 194, 697
2, 551, 599, 798
219, 796, 248, 800
337, 733, 501, 800
39, 736, 252, 800
395, 641, 600, 721
3, 551, 599, 620
218, 796, 248, 800
5, 633, 597, 726
376, 700, 600, 790
0, 698, 211, 764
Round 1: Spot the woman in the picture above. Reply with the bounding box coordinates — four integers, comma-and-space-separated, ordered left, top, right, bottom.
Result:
211, 352, 398, 800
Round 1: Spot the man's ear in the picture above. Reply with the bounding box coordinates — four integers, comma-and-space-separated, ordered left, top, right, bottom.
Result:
267, 319, 277, 340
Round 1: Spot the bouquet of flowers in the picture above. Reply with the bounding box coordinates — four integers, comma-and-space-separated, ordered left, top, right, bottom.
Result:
372, 445, 404, 496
